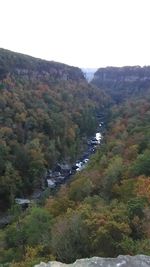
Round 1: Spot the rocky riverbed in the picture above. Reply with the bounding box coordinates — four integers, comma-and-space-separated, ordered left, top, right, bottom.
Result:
0, 115, 105, 228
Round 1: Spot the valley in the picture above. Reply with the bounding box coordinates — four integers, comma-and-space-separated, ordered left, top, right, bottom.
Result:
0, 49, 150, 266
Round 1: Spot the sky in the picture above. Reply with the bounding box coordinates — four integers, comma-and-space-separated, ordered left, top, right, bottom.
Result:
0, 0, 150, 68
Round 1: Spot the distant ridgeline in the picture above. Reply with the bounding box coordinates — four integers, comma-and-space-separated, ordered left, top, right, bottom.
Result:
0, 48, 85, 82
0, 48, 107, 209
92, 66, 150, 102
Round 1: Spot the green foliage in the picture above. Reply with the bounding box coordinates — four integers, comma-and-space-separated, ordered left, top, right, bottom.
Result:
3, 206, 52, 263
127, 198, 145, 220
93, 221, 130, 257
112, 179, 135, 202
51, 212, 90, 263
23, 207, 52, 246
68, 176, 93, 202
0, 162, 21, 207
131, 150, 150, 177
0, 49, 107, 210
103, 156, 124, 199
1, 51, 150, 265
9, 207, 51, 247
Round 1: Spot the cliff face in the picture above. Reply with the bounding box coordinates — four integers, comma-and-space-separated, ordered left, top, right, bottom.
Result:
92, 66, 150, 102
0, 48, 84, 82
35, 255, 150, 267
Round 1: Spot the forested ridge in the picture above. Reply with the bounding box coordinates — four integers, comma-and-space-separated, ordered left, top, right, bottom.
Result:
0, 50, 150, 266
0, 49, 108, 210
92, 66, 150, 103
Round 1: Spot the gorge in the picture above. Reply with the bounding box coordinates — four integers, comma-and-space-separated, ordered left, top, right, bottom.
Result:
0, 49, 150, 267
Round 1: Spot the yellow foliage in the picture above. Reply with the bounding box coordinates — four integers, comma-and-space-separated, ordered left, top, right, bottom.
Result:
135, 175, 150, 203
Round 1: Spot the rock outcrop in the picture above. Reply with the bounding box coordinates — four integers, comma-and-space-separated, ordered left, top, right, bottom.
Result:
92, 66, 150, 103
35, 255, 150, 267
92, 66, 150, 86
0, 48, 84, 82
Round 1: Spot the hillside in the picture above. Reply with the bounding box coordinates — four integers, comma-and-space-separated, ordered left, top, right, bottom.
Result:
0, 48, 84, 81
92, 66, 150, 102
0, 58, 150, 266
1, 86, 150, 266
0, 49, 108, 210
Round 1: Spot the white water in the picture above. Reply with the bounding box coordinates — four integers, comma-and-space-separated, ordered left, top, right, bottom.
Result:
95, 132, 102, 144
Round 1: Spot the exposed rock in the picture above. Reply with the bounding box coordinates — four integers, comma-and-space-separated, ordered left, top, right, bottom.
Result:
92, 66, 150, 103
34, 255, 150, 267
0, 48, 85, 83
92, 66, 150, 85
0, 215, 12, 227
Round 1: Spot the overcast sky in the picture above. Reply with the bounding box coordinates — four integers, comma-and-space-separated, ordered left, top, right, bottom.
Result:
0, 0, 150, 68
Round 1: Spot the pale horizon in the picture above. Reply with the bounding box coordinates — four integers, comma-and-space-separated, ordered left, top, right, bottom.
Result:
1, 0, 150, 68
1, 47, 150, 70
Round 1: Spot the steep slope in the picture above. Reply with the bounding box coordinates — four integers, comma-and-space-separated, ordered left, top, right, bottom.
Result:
92, 66, 150, 103
0, 49, 108, 209
1, 58, 150, 266
0, 48, 84, 81
1, 78, 150, 266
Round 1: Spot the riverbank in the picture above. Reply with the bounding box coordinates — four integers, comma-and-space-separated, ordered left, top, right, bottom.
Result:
0, 114, 106, 228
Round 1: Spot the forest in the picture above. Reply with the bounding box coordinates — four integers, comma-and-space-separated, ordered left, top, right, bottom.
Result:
0, 49, 108, 210
0, 49, 150, 266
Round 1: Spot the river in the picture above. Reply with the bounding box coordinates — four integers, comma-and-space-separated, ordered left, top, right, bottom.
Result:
0, 115, 105, 227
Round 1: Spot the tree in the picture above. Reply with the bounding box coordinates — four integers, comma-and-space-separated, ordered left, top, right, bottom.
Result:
103, 156, 124, 199
135, 176, 150, 203
132, 150, 150, 177
27, 139, 46, 189
0, 162, 21, 207
23, 207, 52, 247
127, 198, 145, 220
68, 176, 93, 202
5, 206, 52, 262
51, 212, 90, 262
